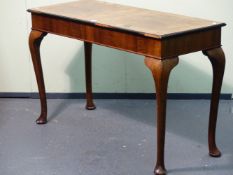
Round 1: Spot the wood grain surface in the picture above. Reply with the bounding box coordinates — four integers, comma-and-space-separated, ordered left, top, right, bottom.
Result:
28, 1, 226, 174
28, 0, 225, 39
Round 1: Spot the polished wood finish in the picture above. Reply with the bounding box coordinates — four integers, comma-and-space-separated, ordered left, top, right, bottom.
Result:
203, 48, 225, 157
162, 28, 221, 58
31, 13, 162, 59
29, 30, 48, 124
145, 57, 179, 175
30, 13, 222, 59
28, 0, 224, 39
28, 1, 226, 174
84, 42, 96, 110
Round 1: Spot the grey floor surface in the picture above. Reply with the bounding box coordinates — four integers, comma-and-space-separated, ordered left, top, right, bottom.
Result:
0, 99, 233, 175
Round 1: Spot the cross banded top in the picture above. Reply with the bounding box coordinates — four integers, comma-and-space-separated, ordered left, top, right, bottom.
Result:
28, 0, 225, 39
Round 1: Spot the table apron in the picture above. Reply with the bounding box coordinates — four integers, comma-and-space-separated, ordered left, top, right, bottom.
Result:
31, 13, 222, 59
161, 28, 222, 58
31, 14, 163, 59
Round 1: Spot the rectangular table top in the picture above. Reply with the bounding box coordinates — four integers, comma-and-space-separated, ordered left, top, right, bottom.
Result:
28, 0, 225, 39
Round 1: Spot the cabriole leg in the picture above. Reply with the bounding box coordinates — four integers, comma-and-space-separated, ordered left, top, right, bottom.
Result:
29, 30, 47, 124
84, 42, 96, 110
203, 47, 225, 157
145, 57, 179, 175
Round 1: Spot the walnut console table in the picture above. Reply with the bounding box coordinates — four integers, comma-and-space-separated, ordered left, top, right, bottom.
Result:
28, 0, 226, 174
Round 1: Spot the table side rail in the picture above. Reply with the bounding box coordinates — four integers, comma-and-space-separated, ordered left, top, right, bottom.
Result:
162, 28, 222, 58
31, 13, 162, 59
